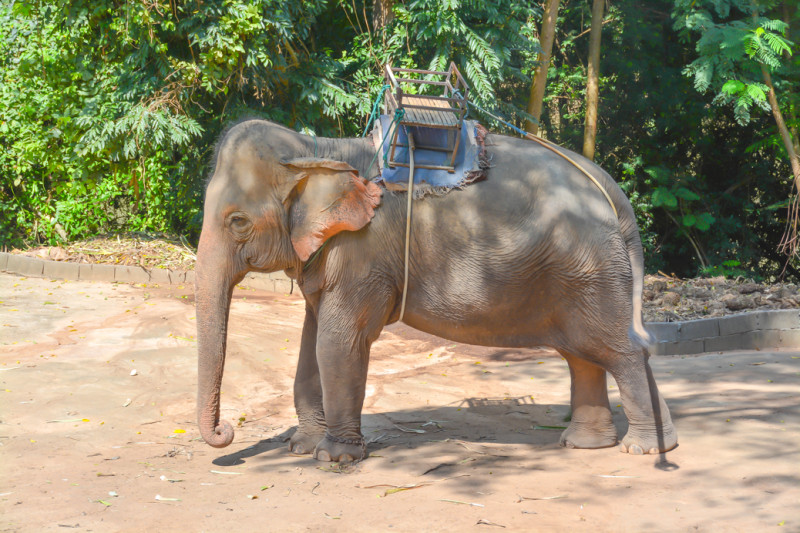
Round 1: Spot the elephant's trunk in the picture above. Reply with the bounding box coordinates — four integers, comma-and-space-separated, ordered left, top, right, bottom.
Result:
195, 235, 236, 448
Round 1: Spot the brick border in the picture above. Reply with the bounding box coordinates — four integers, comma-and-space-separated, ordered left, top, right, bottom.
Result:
0, 251, 293, 294
648, 309, 800, 354
1, 251, 797, 352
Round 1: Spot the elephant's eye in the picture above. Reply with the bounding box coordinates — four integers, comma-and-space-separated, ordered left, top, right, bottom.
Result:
227, 213, 252, 235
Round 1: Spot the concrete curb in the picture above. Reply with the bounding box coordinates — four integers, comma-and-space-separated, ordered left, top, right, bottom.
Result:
648, 309, 800, 354
2, 251, 797, 353
0, 251, 294, 294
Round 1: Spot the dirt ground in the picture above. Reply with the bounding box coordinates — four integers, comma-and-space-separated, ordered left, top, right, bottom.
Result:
1, 273, 798, 532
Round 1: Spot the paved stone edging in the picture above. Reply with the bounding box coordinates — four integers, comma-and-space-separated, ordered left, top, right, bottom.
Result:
2, 251, 797, 353
648, 310, 800, 354
0, 251, 293, 293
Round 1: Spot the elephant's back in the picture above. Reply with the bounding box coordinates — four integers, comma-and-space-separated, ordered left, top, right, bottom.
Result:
413, 133, 620, 242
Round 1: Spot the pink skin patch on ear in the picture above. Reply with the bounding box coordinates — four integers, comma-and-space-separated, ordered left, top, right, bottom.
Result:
291, 174, 382, 262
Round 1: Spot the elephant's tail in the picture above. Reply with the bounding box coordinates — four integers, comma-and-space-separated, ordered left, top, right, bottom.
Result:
584, 159, 654, 349
615, 193, 654, 349
625, 231, 655, 349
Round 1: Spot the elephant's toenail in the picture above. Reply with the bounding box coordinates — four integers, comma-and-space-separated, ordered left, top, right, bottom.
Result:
316, 450, 331, 462
629, 444, 644, 455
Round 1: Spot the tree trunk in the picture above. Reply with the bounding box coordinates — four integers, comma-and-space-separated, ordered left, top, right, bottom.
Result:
780, 2, 799, 155
762, 64, 800, 257
582, 0, 605, 160
372, 0, 394, 33
548, 96, 562, 138
526, 0, 561, 135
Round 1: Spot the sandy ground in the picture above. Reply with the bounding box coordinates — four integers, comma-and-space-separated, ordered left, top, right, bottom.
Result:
0, 273, 798, 532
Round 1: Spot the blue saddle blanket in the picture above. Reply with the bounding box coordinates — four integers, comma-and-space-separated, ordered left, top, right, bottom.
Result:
371, 114, 488, 196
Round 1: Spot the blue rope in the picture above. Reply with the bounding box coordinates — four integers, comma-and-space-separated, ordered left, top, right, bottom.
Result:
382, 108, 405, 167
366, 107, 405, 177
452, 89, 532, 138
362, 84, 391, 137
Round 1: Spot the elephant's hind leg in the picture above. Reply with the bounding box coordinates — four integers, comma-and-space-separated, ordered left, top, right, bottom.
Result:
289, 306, 327, 455
558, 351, 618, 449
608, 346, 677, 454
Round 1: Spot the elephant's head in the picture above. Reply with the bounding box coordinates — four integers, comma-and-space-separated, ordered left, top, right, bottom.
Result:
195, 121, 382, 448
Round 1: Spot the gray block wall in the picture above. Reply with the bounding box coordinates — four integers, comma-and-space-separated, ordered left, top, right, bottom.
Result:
0, 251, 289, 294
649, 309, 800, 355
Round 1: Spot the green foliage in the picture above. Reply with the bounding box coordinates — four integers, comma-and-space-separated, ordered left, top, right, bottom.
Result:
533, 0, 799, 281
338, 0, 539, 134
0, 0, 798, 282
0, 0, 541, 249
0, 0, 346, 247
700, 259, 750, 278
674, 0, 794, 125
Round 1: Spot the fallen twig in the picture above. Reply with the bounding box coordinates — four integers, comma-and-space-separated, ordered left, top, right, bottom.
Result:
516, 494, 567, 502
360, 474, 470, 497
439, 499, 484, 507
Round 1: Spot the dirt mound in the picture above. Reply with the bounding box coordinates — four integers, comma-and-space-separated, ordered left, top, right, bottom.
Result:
13, 233, 196, 271
643, 275, 798, 322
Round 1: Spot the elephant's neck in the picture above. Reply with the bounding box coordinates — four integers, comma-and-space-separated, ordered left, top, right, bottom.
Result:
314, 137, 377, 179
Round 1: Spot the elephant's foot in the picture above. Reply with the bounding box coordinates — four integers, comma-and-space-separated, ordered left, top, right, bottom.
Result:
559, 420, 618, 449
313, 432, 366, 463
288, 427, 326, 455
619, 424, 678, 455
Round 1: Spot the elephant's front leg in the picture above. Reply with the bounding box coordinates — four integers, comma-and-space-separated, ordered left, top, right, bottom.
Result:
288, 306, 327, 455
312, 334, 371, 463
311, 293, 389, 463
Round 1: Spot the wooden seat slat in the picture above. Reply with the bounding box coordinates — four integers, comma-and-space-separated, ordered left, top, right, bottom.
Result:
384, 63, 470, 172
402, 96, 459, 127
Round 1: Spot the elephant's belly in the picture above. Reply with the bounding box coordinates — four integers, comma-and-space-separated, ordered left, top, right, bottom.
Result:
405, 313, 557, 349
399, 257, 630, 350
401, 280, 566, 349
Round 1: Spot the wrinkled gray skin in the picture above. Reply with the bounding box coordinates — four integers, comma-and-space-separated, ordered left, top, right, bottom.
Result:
196, 119, 677, 463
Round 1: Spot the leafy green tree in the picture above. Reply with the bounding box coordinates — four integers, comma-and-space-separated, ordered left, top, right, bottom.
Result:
674, 0, 799, 258
0, 0, 345, 247
530, 0, 798, 280
1, 0, 798, 283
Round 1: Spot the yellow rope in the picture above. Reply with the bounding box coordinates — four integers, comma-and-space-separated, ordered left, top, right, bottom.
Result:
523, 133, 618, 218
398, 131, 416, 323
453, 91, 619, 218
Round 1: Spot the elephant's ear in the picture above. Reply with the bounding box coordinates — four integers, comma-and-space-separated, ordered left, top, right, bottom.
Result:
280, 157, 382, 262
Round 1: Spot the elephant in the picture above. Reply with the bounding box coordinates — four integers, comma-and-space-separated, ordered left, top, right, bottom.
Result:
195, 119, 677, 463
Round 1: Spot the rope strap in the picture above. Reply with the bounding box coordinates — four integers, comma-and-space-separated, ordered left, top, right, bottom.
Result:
524, 133, 618, 218
453, 92, 618, 218
398, 129, 415, 323
362, 84, 391, 138
366, 107, 405, 178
